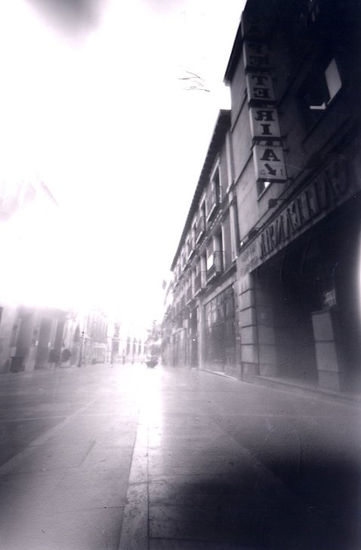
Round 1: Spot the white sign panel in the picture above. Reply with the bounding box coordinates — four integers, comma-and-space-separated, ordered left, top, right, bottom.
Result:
246, 73, 275, 104
253, 143, 287, 182
249, 107, 281, 139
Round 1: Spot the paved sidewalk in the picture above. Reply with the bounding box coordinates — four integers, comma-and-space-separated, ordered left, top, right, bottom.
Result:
120, 365, 361, 550
0, 364, 359, 549
0, 363, 141, 550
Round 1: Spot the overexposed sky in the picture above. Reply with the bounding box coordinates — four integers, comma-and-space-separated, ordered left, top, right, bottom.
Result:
0, 0, 245, 328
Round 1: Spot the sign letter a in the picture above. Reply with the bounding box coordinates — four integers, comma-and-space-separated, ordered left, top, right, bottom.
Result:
260, 148, 280, 162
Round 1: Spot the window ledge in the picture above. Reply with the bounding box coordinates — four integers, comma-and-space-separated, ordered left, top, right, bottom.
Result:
301, 90, 344, 145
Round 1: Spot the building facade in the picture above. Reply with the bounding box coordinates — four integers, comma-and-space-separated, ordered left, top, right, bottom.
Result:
0, 306, 71, 372
0, 305, 116, 372
163, 0, 361, 393
164, 110, 241, 377
81, 309, 108, 365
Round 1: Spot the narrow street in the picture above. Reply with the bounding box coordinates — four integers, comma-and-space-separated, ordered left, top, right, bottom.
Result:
0, 364, 360, 550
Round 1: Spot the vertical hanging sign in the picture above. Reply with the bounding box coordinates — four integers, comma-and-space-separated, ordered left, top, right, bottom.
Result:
243, 42, 272, 72
249, 107, 281, 139
241, 12, 287, 184
241, 14, 268, 41
246, 74, 276, 104
253, 142, 287, 182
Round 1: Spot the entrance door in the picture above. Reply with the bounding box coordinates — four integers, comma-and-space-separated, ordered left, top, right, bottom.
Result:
257, 241, 318, 383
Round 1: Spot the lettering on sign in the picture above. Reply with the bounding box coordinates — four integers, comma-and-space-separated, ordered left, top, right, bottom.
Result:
242, 16, 285, 193
241, 13, 268, 41
253, 143, 287, 182
259, 157, 350, 259
243, 42, 272, 72
249, 107, 281, 139
246, 73, 275, 104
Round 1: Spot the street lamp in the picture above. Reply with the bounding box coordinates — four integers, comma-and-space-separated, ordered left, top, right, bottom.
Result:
78, 330, 84, 367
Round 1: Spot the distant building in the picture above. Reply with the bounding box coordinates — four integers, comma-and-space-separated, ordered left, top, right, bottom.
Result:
0, 305, 23, 373
81, 308, 108, 365
0, 305, 117, 372
163, 110, 240, 374
163, 0, 361, 394
0, 306, 69, 372
0, 177, 112, 372
0, 177, 67, 373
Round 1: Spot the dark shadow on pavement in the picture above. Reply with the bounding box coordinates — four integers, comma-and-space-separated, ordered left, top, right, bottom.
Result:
148, 448, 360, 549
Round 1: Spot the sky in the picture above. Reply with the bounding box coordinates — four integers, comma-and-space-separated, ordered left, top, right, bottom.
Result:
0, 0, 245, 330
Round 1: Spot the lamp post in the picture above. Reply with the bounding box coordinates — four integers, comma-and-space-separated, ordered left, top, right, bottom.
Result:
78, 330, 84, 367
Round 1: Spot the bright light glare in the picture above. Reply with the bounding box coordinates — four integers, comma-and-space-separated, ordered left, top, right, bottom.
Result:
137, 366, 163, 441
0, 0, 244, 328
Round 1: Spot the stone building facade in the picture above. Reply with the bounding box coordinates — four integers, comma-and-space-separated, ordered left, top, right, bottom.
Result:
163, 0, 361, 393
163, 110, 241, 377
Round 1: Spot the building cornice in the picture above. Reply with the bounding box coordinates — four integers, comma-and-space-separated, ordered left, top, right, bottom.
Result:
170, 109, 231, 270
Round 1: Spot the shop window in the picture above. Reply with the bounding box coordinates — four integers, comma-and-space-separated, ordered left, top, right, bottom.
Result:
299, 57, 342, 129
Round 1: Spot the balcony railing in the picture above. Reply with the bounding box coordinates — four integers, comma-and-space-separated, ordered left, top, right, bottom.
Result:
206, 250, 223, 281
195, 215, 205, 243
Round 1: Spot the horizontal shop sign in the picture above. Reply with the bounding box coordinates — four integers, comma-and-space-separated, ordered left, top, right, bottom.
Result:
239, 155, 354, 277
259, 156, 350, 259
